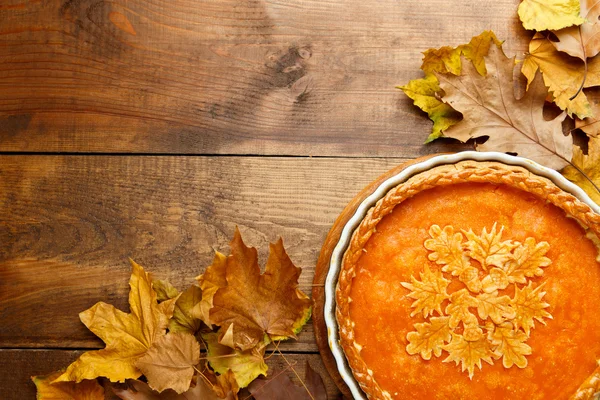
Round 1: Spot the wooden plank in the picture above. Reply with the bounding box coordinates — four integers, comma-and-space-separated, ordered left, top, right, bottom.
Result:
0, 0, 527, 155
0, 155, 403, 349
0, 349, 342, 400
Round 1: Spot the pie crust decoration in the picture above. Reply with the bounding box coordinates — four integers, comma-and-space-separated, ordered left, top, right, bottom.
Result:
335, 161, 600, 399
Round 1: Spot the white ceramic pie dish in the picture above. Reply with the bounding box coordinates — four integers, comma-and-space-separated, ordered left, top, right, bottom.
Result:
323, 151, 600, 399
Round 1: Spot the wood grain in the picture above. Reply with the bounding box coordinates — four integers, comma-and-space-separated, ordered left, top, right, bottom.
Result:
0, 155, 404, 349
0, 349, 342, 400
0, 0, 528, 155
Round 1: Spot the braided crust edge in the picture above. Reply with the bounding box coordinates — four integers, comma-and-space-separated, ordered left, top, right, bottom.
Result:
335, 161, 600, 400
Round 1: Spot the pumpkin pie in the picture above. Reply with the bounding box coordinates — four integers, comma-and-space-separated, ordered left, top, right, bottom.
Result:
336, 160, 600, 399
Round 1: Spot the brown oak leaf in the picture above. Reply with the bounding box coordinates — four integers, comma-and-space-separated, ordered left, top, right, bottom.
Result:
406, 316, 452, 360
401, 265, 450, 318
32, 370, 104, 400
198, 228, 312, 351
54, 260, 177, 383
135, 333, 201, 394
438, 44, 572, 170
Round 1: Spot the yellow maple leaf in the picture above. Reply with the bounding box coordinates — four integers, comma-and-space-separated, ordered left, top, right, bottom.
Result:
512, 281, 553, 335
476, 291, 516, 325
562, 136, 600, 205
442, 333, 495, 379
399, 31, 502, 143
481, 268, 510, 293
505, 238, 551, 284
458, 266, 482, 293
518, 0, 585, 31
445, 289, 478, 329
401, 265, 450, 318
424, 225, 471, 276
522, 33, 600, 118
464, 224, 516, 270
135, 333, 200, 394
54, 260, 178, 383
202, 332, 268, 388
32, 371, 104, 400
406, 316, 452, 360
552, 0, 600, 60
198, 228, 312, 351
489, 322, 532, 369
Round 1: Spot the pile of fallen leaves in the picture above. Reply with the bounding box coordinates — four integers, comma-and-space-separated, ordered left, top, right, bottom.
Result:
32, 229, 326, 400
400, 0, 600, 204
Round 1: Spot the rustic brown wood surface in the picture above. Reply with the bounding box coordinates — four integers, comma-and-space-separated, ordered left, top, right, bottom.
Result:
0, 0, 530, 398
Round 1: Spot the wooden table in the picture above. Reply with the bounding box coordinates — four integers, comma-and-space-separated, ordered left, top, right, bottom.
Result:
0, 0, 529, 398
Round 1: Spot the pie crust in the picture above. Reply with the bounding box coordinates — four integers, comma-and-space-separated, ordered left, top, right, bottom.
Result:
336, 160, 600, 399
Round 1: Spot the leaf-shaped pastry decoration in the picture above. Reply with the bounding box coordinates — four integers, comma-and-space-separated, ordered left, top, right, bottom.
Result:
403, 224, 554, 378
512, 281, 553, 335
424, 225, 471, 276
518, 0, 585, 31
438, 44, 572, 170
442, 333, 495, 379
406, 316, 452, 360
505, 238, 551, 284
445, 289, 478, 329
464, 224, 516, 270
489, 322, 532, 369
476, 291, 516, 325
401, 265, 450, 318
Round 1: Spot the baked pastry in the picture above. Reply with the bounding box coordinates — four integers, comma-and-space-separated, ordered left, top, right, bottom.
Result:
336, 160, 600, 399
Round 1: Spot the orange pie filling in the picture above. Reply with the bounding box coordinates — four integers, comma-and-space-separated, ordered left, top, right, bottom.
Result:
346, 182, 600, 399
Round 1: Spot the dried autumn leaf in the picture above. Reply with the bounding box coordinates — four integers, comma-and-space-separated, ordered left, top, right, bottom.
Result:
193, 252, 228, 329
552, 0, 600, 60
399, 31, 502, 142
442, 333, 495, 379
200, 228, 312, 351
135, 333, 201, 394
202, 332, 268, 388
406, 316, 452, 360
575, 89, 600, 136
401, 265, 450, 318
563, 136, 600, 204
424, 225, 471, 276
32, 371, 104, 400
505, 238, 551, 284
489, 322, 532, 369
54, 260, 177, 383
153, 280, 204, 335
518, 0, 585, 31
464, 224, 516, 270
111, 374, 237, 400
512, 281, 553, 335
248, 362, 327, 400
522, 33, 600, 118
438, 44, 572, 170
476, 291, 516, 325
445, 289, 478, 328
